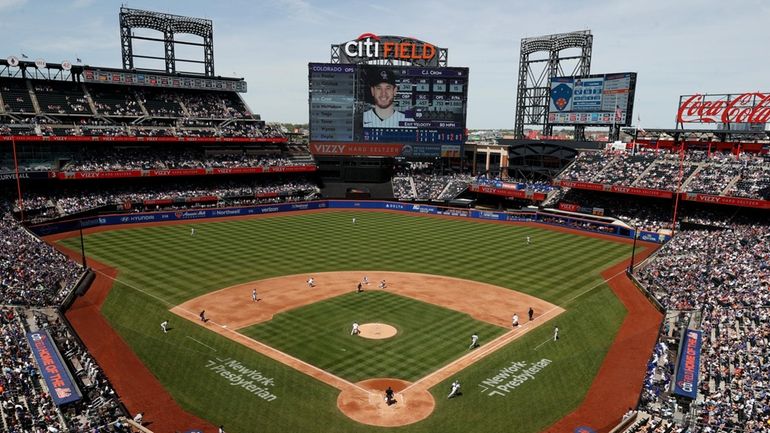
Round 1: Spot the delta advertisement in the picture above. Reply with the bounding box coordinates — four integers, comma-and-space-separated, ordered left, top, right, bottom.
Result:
673, 329, 702, 400
26, 330, 82, 406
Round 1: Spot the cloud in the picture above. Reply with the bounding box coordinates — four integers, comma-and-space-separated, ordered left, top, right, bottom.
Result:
0, 0, 27, 11
71, 0, 95, 8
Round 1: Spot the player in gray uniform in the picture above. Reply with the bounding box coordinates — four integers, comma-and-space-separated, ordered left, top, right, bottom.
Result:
363, 69, 414, 128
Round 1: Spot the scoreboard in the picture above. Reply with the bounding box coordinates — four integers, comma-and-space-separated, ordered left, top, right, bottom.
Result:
547, 72, 637, 126
309, 63, 469, 157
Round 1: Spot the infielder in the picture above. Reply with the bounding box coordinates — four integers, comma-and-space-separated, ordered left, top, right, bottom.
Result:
362, 276, 369, 285
307, 277, 315, 287
251, 288, 258, 302
512, 313, 520, 328
468, 332, 479, 350
447, 380, 461, 399
378, 279, 387, 289
199, 310, 207, 322
351, 322, 360, 335
160, 320, 168, 333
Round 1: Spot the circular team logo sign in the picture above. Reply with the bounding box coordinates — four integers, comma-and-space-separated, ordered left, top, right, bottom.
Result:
61, 60, 72, 70
7, 55, 19, 66
34, 58, 46, 68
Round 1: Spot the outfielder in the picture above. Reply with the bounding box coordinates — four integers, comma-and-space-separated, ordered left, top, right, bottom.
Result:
160, 320, 168, 333
553, 326, 559, 341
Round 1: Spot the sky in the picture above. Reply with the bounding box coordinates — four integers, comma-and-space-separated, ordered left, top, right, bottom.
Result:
1, 0, 767, 129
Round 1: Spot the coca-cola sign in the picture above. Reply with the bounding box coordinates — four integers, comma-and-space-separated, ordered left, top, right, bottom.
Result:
677, 92, 770, 124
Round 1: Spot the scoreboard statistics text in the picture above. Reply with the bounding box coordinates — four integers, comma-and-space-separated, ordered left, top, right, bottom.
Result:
309, 63, 469, 157
548, 72, 637, 126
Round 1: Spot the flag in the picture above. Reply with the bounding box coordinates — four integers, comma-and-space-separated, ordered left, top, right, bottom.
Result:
21, 53, 28, 59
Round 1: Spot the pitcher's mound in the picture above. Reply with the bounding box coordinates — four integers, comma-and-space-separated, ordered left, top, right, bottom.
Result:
358, 323, 397, 339
337, 378, 435, 427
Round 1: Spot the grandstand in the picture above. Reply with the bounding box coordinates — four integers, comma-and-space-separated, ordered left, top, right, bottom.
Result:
2, 6, 770, 433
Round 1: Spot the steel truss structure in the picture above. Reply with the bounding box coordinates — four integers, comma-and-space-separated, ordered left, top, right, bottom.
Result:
514, 30, 592, 139
120, 7, 215, 76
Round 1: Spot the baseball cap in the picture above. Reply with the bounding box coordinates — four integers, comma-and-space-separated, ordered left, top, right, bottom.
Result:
371, 69, 396, 86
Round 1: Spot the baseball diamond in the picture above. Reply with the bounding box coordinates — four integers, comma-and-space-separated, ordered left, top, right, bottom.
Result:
51, 210, 660, 433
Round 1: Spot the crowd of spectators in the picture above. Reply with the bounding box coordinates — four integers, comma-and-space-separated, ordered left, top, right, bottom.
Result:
392, 173, 472, 201
17, 178, 321, 221
633, 213, 770, 432
558, 149, 770, 200
636, 223, 770, 310
0, 204, 84, 306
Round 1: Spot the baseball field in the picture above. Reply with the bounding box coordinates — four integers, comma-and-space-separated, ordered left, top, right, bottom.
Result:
57, 210, 654, 433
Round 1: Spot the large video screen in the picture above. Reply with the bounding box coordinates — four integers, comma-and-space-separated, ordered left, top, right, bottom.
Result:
309, 63, 468, 158
547, 72, 636, 126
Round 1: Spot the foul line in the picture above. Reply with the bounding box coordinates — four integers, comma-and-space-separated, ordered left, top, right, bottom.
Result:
186, 336, 217, 352
90, 268, 372, 395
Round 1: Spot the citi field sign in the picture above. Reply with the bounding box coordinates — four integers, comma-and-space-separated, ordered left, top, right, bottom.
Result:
342, 33, 437, 62
677, 92, 770, 124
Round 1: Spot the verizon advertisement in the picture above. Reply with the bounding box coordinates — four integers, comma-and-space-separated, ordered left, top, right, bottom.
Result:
677, 92, 770, 124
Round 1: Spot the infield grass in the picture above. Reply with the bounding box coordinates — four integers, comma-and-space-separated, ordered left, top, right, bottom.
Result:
241, 290, 507, 382
60, 210, 638, 433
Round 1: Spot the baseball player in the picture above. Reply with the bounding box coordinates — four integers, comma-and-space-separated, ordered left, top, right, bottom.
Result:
512, 313, 520, 328
528, 307, 534, 321
160, 320, 168, 333
191, 227, 195, 236
352, 217, 356, 224
133, 412, 144, 425
468, 332, 479, 350
199, 310, 207, 322
251, 288, 258, 302
447, 380, 461, 399
307, 277, 315, 287
356, 282, 363, 293
378, 279, 387, 289
362, 276, 369, 285
351, 322, 360, 335
553, 326, 559, 341
385, 386, 395, 405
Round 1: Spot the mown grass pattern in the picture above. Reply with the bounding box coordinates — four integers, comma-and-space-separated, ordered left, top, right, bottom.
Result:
60, 211, 635, 433
242, 290, 507, 382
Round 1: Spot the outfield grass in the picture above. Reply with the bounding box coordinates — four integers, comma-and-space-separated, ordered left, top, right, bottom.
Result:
241, 290, 507, 382
60, 211, 635, 433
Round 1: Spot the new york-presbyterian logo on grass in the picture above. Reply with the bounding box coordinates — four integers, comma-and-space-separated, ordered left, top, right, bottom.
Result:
477, 359, 552, 397
206, 358, 279, 402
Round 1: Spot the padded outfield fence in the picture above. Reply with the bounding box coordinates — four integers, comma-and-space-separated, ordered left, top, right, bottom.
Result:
27, 200, 670, 243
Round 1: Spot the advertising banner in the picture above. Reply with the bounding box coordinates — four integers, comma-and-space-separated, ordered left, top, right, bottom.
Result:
26, 330, 82, 406
673, 329, 702, 399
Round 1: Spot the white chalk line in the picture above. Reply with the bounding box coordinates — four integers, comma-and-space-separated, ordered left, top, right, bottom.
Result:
186, 336, 217, 352
91, 268, 372, 396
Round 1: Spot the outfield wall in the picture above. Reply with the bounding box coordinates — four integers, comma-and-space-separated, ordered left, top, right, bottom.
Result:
28, 200, 669, 243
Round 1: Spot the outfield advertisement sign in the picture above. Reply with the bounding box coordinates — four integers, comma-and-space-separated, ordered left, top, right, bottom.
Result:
673, 329, 702, 400
26, 330, 82, 406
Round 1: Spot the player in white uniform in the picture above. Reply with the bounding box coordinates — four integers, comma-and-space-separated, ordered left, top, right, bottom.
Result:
447, 380, 461, 399
553, 326, 559, 341
307, 277, 315, 287
160, 320, 168, 333
191, 227, 195, 236
362, 69, 414, 128
512, 314, 520, 328
251, 288, 258, 302
351, 322, 360, 335
468, 332, 479, 350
